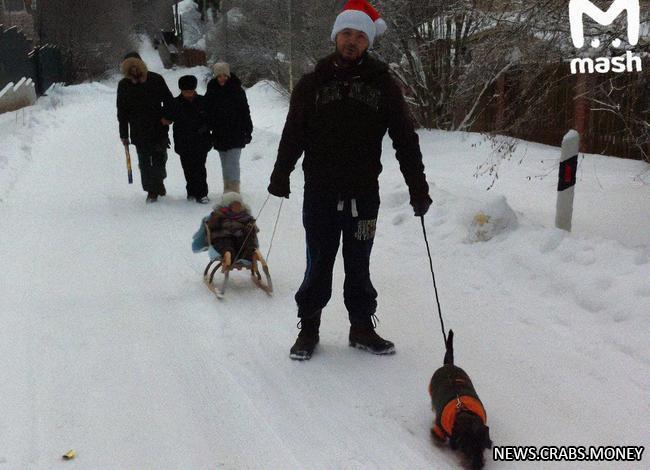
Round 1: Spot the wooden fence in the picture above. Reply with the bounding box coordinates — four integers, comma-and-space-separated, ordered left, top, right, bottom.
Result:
0, 25, 65, 110
465, 62, 649, 160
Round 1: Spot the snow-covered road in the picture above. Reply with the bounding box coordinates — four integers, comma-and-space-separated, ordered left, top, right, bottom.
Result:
0, 45, 648, 469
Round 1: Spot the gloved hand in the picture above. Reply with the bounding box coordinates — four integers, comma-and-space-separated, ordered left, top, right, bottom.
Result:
268, 179, 290, 199
412, 195, 432, 217
268, 171, 291, 199
121, 138, 130, 146
244, 134, 252, 145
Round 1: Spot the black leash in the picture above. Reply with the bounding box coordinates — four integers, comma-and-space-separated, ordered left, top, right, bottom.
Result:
420, 215, 448, 345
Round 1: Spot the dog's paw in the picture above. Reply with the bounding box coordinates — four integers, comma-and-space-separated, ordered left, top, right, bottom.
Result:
430, 427, 447, 445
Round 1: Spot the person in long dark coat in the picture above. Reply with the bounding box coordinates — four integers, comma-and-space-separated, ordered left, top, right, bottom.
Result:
117, 52, 174, 203
205, 62, 253, 193
171, 75, 212, 203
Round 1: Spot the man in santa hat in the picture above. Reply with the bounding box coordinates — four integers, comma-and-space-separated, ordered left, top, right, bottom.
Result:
268, 0, 432, 360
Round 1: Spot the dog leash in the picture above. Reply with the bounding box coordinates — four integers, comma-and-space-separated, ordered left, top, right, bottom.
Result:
420, 215, 448, 345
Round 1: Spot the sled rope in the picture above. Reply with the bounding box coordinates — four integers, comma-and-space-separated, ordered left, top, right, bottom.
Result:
232, 194, 271, 264
420, 215, 448, 345
265, 198, 284, 262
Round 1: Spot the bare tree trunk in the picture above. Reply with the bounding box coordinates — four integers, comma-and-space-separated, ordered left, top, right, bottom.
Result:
288, 0, 294, 92
455, 61, 514, 132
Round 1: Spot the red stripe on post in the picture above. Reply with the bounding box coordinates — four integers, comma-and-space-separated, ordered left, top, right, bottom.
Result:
564, 164, 573, 183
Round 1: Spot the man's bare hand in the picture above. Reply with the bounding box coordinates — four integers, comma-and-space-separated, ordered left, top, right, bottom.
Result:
121, 138, 130, 146
161, 118, 172, 126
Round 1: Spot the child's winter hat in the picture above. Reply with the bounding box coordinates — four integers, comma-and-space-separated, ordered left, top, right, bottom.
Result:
213, 62, 231, 77
331, 0, 387, 47
120, 53, 148, 83
179, 75, 198, 91
123, 51, 142, 61
217, 191, 252, 213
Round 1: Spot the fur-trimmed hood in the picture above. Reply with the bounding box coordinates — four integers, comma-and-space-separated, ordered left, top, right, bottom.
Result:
121, 57, 149, 83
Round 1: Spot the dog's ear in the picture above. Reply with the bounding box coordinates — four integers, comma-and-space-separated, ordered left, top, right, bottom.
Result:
471, 418, 492, 450
448, 433, 459, 450
471, 452, 485, 470
482, 425, 493, 449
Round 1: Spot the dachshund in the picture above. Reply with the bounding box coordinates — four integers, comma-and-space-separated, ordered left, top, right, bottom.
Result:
429, 330, 492, 469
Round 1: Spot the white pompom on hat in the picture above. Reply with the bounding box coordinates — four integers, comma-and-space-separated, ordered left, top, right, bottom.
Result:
331, 0, 387, 48
217, 191, 252, 213
220, 191, 242, 207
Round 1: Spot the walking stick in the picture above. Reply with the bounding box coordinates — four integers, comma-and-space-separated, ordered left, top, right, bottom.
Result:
123, 144, 133, 184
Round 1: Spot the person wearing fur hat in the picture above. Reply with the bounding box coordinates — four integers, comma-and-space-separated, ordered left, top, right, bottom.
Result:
170, 75, 212, 204
206, 192, 259, 270
205, 62, 253, 193
117, 52, 175, 203
268, 0, 432, 360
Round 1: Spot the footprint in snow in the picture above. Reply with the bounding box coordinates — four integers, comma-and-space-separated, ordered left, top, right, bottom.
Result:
612, 311, 631, 323
574, 292, 607, 313
391, 213, 406, 226
384, 191, 409, 208
540, 231, 565, 254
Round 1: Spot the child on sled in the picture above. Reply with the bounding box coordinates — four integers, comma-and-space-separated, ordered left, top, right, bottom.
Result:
192, 192, 273, 296
205, 191, 259, 271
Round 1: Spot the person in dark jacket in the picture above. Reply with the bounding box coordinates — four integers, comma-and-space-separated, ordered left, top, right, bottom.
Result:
268, 0, 432, 360
117, 52, 174, 203
205, 62, 253, 193
171, 75, 212, 204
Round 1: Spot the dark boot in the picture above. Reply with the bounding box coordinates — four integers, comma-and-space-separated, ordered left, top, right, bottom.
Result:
290, 313, 321, 361
349, 318, 395, 355
146, 192, 158, 204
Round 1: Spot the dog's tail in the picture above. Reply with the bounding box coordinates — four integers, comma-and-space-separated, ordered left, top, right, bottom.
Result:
443, 329, 454, 365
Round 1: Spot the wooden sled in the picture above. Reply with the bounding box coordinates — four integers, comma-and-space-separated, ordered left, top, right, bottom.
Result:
202, 224, 273, 298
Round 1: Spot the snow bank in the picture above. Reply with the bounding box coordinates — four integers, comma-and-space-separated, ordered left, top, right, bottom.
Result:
177, 0, 206, 50
460, 194, 519, 243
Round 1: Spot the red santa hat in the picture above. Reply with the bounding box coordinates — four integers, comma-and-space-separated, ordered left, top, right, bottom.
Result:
331, 0, 387, 47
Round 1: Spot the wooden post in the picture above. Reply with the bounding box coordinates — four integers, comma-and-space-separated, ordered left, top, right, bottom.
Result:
574, 72, 589, 152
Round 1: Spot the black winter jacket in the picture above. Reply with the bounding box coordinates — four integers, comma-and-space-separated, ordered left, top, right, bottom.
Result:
269, 53, 429, 202
171, 94, 212, 155
117, 71, 174, 151
205, 74, 253, 151
207, 208, 259, 259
